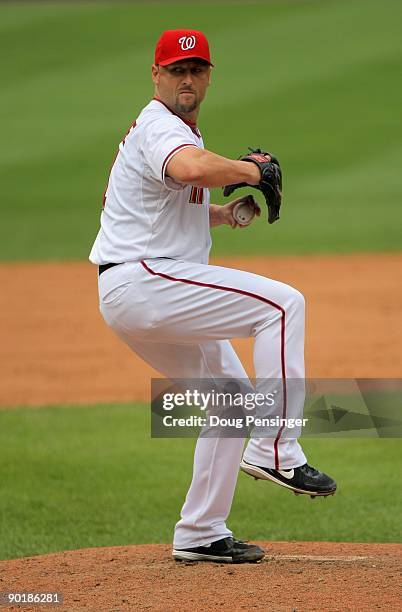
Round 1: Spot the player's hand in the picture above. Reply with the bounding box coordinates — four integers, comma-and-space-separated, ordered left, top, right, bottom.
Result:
222, 195, 261, 229
223, 149, 282, 224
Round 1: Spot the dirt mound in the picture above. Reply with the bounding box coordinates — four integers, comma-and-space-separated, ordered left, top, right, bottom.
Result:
1, 253, 402, 408
1, 541, 401, 611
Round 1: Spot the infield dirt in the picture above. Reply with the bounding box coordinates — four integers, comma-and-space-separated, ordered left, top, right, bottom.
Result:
1, 541, 401, 611
1, 253, 402, 408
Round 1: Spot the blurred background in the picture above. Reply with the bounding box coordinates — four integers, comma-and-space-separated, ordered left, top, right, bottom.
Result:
1, 0, 401, 259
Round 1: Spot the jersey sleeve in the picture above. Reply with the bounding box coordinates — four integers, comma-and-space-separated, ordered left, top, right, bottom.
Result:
141, 116, 198, 190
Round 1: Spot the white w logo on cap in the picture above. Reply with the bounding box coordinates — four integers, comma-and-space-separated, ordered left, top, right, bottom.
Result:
179, 35, 196, 51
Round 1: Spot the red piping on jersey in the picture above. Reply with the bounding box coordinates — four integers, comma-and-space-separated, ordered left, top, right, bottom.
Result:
122, 120, 136, 146
153, 97, 201, 137
161, 143, 197, 181
102, 120, 137, 209
140, 259, 287, 469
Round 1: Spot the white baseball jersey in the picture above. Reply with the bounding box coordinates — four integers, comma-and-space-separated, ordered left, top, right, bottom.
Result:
89, 99, 211, 266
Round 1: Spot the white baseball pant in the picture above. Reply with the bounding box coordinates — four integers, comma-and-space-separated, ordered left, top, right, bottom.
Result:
98, 258, 307, 548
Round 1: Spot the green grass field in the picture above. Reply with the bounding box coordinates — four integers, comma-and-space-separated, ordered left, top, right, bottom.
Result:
1, 0, 402, 260
1, 2, 401, 561
0, 403, 400, 561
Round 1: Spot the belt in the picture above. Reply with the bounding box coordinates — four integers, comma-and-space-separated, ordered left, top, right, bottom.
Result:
98, 262, 121, 276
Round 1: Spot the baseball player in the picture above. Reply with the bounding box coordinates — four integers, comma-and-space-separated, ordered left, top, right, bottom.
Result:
89, 29, 336, 564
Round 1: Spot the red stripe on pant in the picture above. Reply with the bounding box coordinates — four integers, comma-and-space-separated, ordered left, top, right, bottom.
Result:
140, 259, 287, 469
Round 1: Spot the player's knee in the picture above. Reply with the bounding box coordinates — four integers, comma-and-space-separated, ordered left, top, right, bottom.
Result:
288, 287, 305, 313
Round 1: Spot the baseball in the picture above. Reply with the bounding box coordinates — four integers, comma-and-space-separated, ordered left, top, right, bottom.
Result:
233, 201, 255, 226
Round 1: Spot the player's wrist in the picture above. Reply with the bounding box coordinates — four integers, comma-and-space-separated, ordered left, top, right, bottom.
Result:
218, 205, 232, 227
209, 203, 225, 227
238, 160, 260, 185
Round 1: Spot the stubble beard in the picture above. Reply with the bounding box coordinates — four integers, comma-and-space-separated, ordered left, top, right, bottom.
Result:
175, 94, 198, 115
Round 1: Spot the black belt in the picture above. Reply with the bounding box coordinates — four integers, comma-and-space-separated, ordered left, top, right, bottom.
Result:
98, 262, 121, 276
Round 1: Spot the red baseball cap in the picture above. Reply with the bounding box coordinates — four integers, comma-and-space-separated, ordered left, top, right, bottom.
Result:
155, 29, 213, 67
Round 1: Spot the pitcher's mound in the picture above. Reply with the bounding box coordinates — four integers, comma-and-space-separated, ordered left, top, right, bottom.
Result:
1, 541, 401, 611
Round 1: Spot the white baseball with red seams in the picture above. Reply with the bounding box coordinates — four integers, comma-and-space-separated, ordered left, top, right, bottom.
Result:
90, 98, 307, 550
233, 200, 255, 225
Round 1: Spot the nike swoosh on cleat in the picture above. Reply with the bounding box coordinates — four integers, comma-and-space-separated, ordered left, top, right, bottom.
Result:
278, 469, 294, 479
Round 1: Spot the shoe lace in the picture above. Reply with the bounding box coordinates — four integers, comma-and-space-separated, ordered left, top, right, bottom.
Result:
303, 463, 320, 476
233, 538, 248, 544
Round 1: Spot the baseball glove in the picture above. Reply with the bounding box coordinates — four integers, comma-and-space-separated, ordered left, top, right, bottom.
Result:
223, 148, 282, 224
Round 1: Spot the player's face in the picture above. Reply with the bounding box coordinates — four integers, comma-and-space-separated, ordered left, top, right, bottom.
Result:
152, 60, 211, 116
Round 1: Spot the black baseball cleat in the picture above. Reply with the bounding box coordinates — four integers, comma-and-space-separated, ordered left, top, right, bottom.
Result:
172, 536, 265, 563
240, 459, 337, 497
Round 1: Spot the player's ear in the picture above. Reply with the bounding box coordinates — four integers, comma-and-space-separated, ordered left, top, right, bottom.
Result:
151, 64, 159, 85
207, 67, 212, 86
